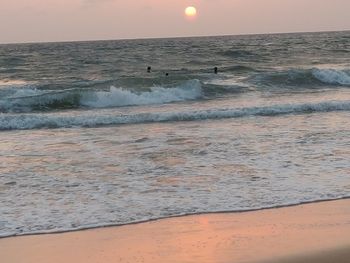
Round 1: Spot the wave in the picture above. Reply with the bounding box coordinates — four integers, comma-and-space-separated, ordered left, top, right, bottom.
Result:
0, 80, 202, 113
218, 49, 256, 58
252, 68, 350, 87
1, 68, 349, 113
1, 100, 349, 131
80, 80, 202, 108
0, 88, 81, 112
222, 65, 256, 72
312, 69, 350, 85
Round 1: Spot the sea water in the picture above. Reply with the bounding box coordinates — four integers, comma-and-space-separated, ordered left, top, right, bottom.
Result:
0, 31, 349, 237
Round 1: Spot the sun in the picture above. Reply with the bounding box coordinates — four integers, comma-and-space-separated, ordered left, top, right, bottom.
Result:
185, 6, 197, 18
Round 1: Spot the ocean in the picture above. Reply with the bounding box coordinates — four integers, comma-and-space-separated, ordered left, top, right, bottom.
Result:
0, 31, 349, 237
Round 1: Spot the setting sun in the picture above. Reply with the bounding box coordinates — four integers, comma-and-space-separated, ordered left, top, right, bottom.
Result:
185, 6, 197, 18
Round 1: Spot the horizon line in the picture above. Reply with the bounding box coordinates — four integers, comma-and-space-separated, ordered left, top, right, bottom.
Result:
1, 29, 349, 45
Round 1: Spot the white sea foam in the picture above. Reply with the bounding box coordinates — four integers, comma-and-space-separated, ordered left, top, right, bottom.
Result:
81, 80, 202, 108
312, 68, 350, 85
1, 105, 350, 237
1, 100, 349, 130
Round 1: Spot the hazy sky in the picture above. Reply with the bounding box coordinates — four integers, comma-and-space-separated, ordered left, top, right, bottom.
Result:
1, 0, 350, 43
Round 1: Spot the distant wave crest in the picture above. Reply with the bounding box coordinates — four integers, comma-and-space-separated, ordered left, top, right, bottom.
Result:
312, 68, 350, 85
252, 68, 350, 87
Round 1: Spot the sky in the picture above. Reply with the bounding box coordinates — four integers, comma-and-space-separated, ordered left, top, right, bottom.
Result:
1, 0, 350, 43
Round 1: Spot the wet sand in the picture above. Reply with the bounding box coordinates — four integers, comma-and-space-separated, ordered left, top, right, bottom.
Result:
0, 199, 349, 263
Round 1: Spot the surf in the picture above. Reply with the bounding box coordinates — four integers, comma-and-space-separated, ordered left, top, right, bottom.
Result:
1, 100, 349, 131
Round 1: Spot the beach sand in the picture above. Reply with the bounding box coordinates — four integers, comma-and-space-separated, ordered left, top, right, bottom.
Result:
0, 199, 349, 263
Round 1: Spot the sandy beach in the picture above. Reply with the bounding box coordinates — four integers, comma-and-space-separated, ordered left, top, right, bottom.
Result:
1, 199, 349, 263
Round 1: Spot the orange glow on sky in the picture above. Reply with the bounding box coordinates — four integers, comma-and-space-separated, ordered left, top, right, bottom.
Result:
0, 0, 349, 43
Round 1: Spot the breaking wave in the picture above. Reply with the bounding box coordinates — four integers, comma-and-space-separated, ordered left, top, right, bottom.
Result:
1, 100, 349, 130
0, 80, 202, 113
81, 80, 202, 108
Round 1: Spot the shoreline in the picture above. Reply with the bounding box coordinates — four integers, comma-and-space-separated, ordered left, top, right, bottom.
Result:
1, 199, 350, 263
1, 196, 349, 239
